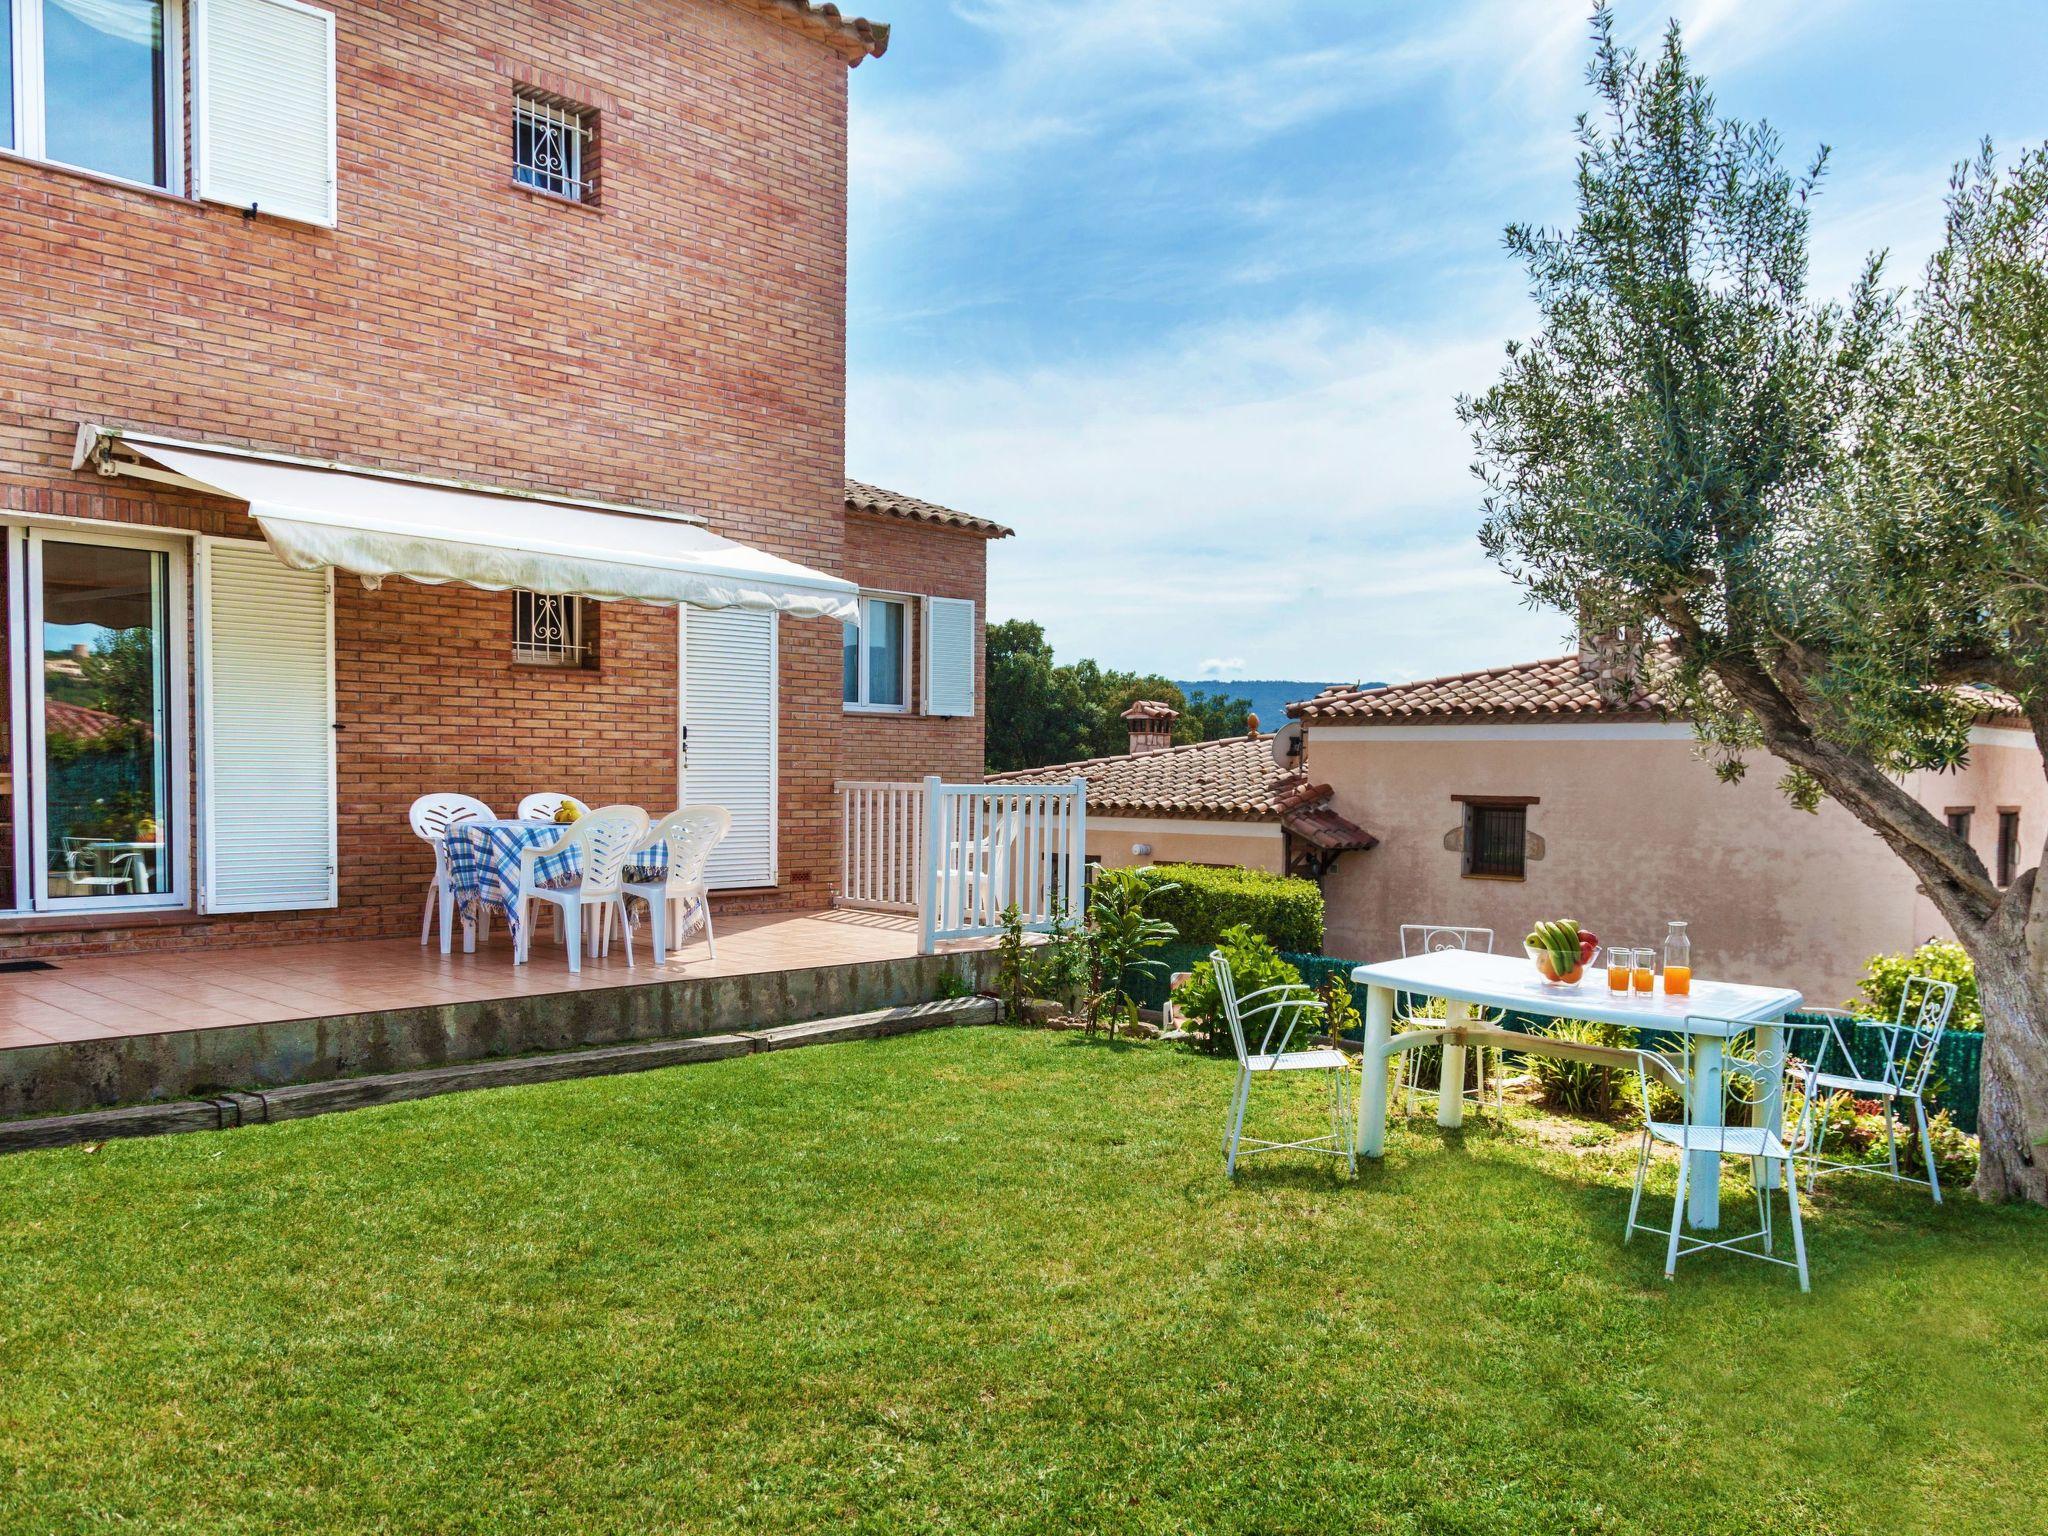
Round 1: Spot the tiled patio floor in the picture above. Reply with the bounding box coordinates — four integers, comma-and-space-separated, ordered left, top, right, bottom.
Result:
0, 909, 942, 1051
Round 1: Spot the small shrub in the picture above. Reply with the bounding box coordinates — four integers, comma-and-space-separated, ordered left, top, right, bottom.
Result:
1086, 867, 1179, 1037
1130, 864, 1323, 953
1526, 1019, 1638, 1118
1176, 925, 1309, 1056
1317, 974, 1362, 1045
1805, 1092, 1979, 1182
1033, 892, 1091, 1015
992, 905, 1033, 1023
1849, 939, 1981, 1031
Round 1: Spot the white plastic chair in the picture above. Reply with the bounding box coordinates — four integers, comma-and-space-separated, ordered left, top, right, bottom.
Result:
1213, 950, 1356, 1177
512, 805, 650, 973
622, 807, 731, 966
409, 793, 495, 951
1393, 923, 1504, 1118
1624, 1018, 1824, 1291
517, 792, 591, 823
1794, 976, 1959, 1203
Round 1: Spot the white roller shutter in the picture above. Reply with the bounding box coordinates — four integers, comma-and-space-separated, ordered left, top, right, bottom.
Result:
197, 540, 337, 912
194, 0, 338, 227
681, 607, 777, 889
923, 597, 976, 717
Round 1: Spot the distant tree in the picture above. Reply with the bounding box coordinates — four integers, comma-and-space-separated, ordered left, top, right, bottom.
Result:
1459, 7, 2048, 1201
985, 620, 1092, 772
984, 625, 1258, 770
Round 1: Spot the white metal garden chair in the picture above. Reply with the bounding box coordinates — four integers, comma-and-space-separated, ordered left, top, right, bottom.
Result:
512, 805, 650, 973
1213, 951, 1356, 1177
1624, 1018, 1824, 1292
1793, 976, 1958, 1203
409, 792, 495, 950
1393, 923, 1506, 1119
518, 791, 590, 823
622, 806, 731, 966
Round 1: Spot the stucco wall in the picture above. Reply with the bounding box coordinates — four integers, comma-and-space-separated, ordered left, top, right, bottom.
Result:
1083, 820, 1287, 874
1305, 725, 2043, 1008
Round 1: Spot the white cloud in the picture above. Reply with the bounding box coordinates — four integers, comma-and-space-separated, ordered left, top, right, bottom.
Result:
1196, 657, 1247, 677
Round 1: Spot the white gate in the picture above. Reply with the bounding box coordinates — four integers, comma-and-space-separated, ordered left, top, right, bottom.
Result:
919, 777, 1087, 954
837, 780, 926, 914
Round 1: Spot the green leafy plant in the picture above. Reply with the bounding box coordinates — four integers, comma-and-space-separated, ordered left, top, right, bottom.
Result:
1034, 891, 1092, 1016
1085, 868, 1179, 1038
992, 905, 1033, 1023
1175, 925, 1309, 1057
1849, 939, 1981, 1031
1803, 1093, 1979, 1182
1526, 1019, 1638, 1118
1128, 863, 1323, 953
1317, 974, 1362, 1046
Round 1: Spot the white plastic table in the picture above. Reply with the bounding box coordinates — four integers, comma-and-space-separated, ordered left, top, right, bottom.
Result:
1350, 950, 1802, 1229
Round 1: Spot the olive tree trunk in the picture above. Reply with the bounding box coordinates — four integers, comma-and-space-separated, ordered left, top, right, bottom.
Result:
1970, 872, 2048, 1202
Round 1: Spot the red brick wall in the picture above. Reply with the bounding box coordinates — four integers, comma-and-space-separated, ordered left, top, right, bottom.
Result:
837, 512, 993, 786
0, 0, 863, 955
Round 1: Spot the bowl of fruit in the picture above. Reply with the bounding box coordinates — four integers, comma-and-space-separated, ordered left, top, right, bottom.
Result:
1524, 920, 1599, 986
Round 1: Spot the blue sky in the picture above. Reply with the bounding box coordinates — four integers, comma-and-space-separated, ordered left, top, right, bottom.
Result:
844, 0, 2047, 685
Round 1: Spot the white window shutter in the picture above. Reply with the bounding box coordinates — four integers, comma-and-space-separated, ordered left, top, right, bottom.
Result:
681, 607, 778, 889
923, 597, 976, 717
194, 0, 338, 227
197, 540, 337, 913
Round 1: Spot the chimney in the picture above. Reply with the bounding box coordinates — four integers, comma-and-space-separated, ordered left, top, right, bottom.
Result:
1576, 606, 1645, 706
1121, 699, 1178, 755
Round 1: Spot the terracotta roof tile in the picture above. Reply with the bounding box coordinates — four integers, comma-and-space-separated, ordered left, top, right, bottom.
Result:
1292, 652, 2025, 726
1121, 699, 1179, 722
845, 481, 1013, 538
988, 731, 1372, 844
735, 1, 889, 62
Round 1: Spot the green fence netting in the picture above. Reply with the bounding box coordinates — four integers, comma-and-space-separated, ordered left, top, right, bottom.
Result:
1130, 941, 1984, 1133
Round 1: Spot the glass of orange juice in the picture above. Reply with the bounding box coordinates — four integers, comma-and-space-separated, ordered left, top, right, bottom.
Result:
1606, 947, 1633, 992
1631, 947, 1656, 993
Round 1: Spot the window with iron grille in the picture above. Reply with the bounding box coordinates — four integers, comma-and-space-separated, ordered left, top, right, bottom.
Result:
513, 591, 591, 667
513, 88, 595, 203
1461, 801, 1527, 880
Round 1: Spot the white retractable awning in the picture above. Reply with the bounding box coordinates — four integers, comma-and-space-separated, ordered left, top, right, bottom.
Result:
76, 428, 858, 620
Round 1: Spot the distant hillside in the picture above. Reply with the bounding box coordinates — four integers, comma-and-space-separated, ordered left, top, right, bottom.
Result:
1173, 679, 1383, 729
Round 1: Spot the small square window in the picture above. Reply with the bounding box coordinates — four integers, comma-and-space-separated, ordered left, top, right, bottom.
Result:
513, 591, 593, 667
513, 88, 596, 203
1946, 807, 1973, 843
1461, 801, 1527, 880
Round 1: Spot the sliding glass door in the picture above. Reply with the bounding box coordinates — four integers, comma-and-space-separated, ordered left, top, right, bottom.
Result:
22, 528, 186, 910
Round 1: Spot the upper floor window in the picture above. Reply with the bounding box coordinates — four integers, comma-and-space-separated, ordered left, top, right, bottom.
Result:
513, 87, 594, 204
2, 0, 175, 189
842, 594, 908, 712
1946, 807, 1973, 843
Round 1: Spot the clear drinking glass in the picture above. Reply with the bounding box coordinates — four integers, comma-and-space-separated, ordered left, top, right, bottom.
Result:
1606, 945, 1633, 992
1631, 945, 1656, 994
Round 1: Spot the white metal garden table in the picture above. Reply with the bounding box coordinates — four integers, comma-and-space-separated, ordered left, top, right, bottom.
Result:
1350, 950, 1802, 1229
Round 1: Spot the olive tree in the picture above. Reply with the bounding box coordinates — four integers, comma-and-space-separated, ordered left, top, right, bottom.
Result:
1460, 7, 2048, 1201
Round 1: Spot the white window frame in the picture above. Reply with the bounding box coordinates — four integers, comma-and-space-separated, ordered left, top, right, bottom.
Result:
512, 590, 589, 667
18, 523, 192, 914
3, 0, 185, 194
843, 592, 912, 715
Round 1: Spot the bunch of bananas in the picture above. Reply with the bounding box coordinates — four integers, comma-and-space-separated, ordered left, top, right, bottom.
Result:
1525, 918, 1594, 981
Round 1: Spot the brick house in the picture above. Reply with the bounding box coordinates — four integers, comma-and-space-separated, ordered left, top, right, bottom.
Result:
0, 0, 1008, 959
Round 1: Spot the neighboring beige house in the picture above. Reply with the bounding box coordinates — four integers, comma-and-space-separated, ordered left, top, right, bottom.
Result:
988, 704, 1377, 882
1290, 642, 2046, 1008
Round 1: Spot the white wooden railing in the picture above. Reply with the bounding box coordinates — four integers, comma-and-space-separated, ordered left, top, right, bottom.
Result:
919, 776, 1087, 954
837, 781, 927, 914
835, 777, 1089, 953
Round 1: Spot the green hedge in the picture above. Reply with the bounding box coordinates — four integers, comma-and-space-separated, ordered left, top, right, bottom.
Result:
1129, 864, 1324, 953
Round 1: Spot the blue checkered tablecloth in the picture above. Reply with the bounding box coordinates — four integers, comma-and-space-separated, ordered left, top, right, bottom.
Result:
444, 818, 670, 946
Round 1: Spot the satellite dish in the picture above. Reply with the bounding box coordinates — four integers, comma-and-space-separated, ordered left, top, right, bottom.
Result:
1269, 718, 1304, 771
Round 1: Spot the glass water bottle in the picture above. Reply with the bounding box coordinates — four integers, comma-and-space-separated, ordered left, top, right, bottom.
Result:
1662, 921, 1691, 996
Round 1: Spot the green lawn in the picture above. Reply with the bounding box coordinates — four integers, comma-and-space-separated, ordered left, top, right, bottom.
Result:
1, 1028, 2043, 1535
